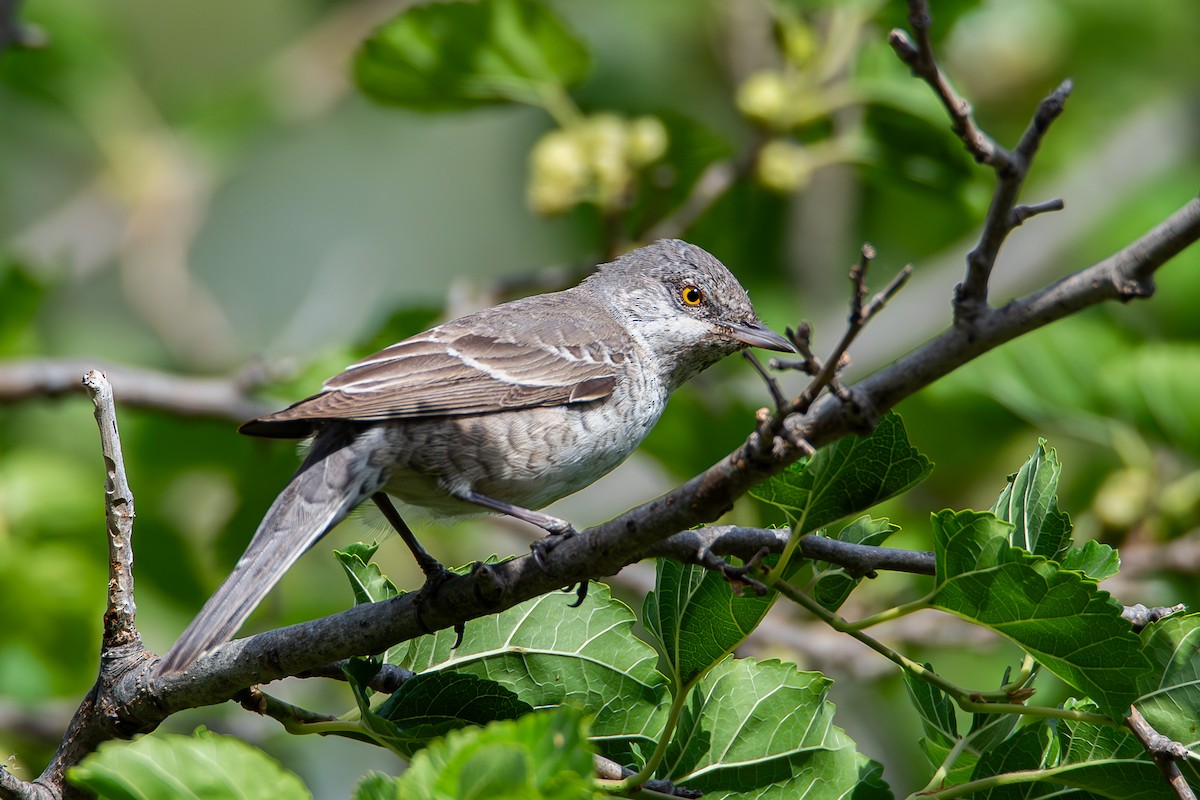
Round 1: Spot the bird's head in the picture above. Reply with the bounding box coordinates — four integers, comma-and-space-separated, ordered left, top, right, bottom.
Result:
585, 239, 795, 389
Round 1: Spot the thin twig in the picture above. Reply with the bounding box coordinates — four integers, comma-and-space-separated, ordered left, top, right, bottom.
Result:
1126, 707, 1197, 800
83, 371, 139, 646
639, 525, 937, 577
889, 0, 1070, 321
769, 322, 820, 376
237, 687, 341, 730
887, 6, 1004, 168
786, 245, 912, 419
957, 80, 1072, 317
296, 660, 415, 693
741, 351, 789, 412
1122, 603, 1187, 633
0, 358, 274, 422
1012, 198, 1065, 226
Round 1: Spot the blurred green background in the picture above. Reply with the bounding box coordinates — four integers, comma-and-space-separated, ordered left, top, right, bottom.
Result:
1, 0, 1198, 794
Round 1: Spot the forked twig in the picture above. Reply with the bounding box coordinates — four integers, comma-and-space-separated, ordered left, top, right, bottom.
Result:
889, 0, 1069, 321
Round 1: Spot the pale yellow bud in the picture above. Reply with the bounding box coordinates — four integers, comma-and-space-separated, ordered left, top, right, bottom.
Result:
582, 115, 632, 209
528, 129, 589, 215
627, 116, 668, 167
756, 139, 812, 193
737, 70, 789, 127
780, 20, 816, 68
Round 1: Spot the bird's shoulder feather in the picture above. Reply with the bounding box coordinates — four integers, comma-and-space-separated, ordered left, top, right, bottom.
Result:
240, 293, 630, 438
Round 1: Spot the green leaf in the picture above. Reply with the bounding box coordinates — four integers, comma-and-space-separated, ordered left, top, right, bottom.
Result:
391, 582, 669, 766
643, 558, 774, 687
0, 257, 49, 355
354, 0, 589, 111
376, 671, 531, 726
962, 668, 1034, 754
990, 440, 1072, 560
918, 739, 979, 788
662, 658, 885, 799
69, 728, 311, 800
752, 412, 932, 533
966, 704, 1173, 799
336, 543, 407, 663
368, 707, 601, 800
344, 660, 533, 758
1060, 539, 1121, 582
812, 516, 901, 610
902, 665, 957, 749
968, 720, 1059, 797
335, 542, 400, 605
354, 773, 402, 800
929, 510, 1150, 719
1136, 614, 1200, 751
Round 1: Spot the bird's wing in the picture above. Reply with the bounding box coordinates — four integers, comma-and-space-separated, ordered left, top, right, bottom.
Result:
241, 318, 622, 438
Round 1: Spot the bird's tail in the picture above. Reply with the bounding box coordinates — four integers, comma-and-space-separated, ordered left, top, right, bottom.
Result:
157, 424, 387, 674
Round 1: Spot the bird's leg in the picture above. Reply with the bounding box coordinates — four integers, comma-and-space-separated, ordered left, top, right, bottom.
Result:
371, 493, 463, 643
372, 493, 450, 583
458, 489, 578, 573
460, 490, 577, 537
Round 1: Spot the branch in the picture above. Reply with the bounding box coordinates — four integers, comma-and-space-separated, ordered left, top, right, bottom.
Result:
0, 358, 274, 422
83, 371, 138, 646
1122, 603, 1187, 633
639, 526, 936, 577
958, 82, 1070, 316
888, 11, 1002, 168
1126, 707, 1197, 800
20, 375, 158, 799
890, 0, 1069, 321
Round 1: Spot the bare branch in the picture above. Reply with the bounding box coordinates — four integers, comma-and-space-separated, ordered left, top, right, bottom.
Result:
0, 358, 274, 422
741, 350, 788, 412
1126, 707, 1197, 800
83, 371, 138, 646
781, 244, 911, 424
890, 0, 1073, 321
237, 687, 340, 731
1122, 603, 1187, 633
887, 10, 1003, 168
639, 526, 936, 577
0, 766, 48, 800
957, 80, 1072, 317
296, 660, 415, 693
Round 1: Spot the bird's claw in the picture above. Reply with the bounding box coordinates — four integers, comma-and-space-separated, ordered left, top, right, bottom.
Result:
562, 580, 589, 607
411, 563, 457, 637
529, 523, 578, 573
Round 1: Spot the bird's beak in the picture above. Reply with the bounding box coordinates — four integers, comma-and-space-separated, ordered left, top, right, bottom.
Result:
727, 321, 797, 353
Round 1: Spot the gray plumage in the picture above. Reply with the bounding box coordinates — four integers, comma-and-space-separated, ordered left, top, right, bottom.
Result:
158, 239, 793, 674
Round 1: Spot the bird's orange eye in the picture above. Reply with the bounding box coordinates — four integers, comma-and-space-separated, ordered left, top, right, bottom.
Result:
681, 285, 703, 306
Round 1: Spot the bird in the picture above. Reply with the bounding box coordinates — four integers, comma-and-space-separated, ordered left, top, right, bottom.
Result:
157, 239, 794, 674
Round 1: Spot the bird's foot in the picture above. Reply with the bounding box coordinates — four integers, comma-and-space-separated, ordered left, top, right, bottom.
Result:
529, 522, 578, 573
562, 580, 589, 607
410, 561, 464, 641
